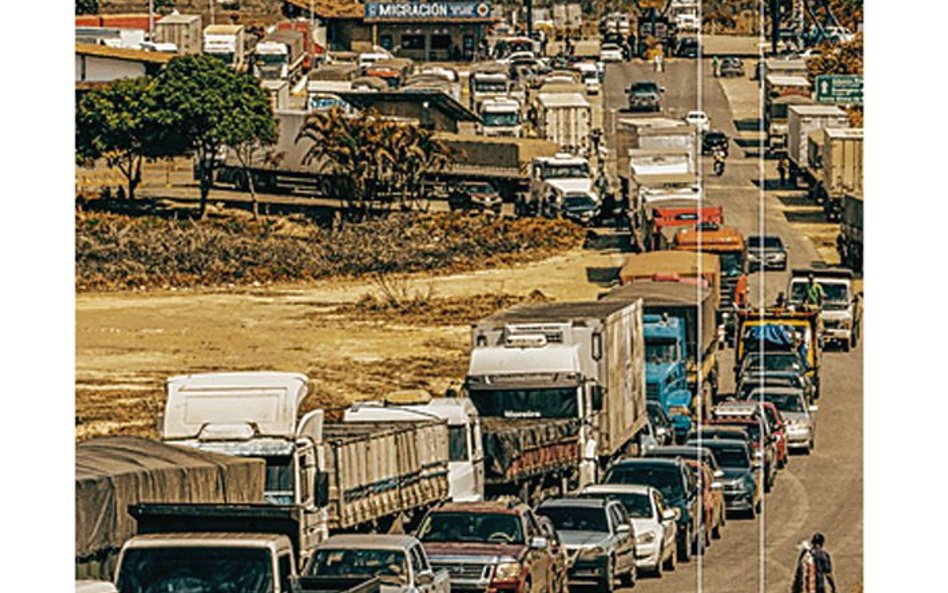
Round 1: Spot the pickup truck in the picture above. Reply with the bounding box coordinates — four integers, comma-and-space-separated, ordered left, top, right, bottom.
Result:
304, 534, 449, 593
787, 268, 862, 352
114, 504, 384, 593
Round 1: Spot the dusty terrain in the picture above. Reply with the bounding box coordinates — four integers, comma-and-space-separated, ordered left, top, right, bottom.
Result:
76, 246, 625, 440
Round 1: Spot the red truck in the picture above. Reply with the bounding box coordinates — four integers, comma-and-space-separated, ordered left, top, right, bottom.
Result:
644, 198, 724, 251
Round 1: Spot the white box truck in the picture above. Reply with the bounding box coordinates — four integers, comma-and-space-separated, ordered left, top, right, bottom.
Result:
787, 104, 849, 182
537, 92, 592, 155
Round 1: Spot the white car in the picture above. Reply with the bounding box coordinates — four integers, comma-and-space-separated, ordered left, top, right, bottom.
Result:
580, 484, 679, 576
746, 386, 818, 454
575, 63, 601, 95
684, 110, 710, 132
600, 43, 624, 63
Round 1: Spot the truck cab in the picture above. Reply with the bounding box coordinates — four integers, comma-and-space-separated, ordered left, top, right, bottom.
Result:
528, 153, 597, 219
343, 393, 485, 502
469, 70, 511, 110
787, 268, 861, 351
643, 314, 694, 440
254, 39, 295, 81
478, 97, 523, 138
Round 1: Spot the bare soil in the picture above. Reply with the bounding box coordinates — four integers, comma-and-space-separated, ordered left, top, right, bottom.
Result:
76, 246, 625, 441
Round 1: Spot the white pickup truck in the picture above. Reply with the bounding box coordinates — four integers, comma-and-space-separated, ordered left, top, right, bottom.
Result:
787, 268, 862, 352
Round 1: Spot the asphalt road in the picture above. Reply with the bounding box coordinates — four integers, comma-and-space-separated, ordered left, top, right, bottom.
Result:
602, 58, 863, 593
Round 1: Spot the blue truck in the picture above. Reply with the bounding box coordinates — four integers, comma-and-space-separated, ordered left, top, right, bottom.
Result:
603, 277, 720, 441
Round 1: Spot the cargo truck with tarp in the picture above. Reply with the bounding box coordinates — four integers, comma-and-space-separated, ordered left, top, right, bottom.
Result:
467, 300, 648, 502
75, 436, 266, 580
735, 309, 822, 400
161, 372, 451, 549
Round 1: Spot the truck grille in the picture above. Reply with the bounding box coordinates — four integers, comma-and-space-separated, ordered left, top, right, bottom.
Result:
431, 562, 491, 581
720, 277, 737, 307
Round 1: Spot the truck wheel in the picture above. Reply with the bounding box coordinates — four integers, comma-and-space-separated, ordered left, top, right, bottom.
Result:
619, 563, 636, 587
843, 339, 851, 353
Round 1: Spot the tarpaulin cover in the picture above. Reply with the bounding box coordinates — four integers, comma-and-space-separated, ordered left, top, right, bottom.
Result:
481, 418, 580, 481
743, 325, 793, 348
75, 437, 265, 578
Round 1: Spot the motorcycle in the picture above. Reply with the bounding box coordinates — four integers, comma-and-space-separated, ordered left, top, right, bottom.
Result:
712, 150, 726, 176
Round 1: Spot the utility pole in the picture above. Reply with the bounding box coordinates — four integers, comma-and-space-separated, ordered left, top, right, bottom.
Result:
526, 0, 533, 36
771, 0, 781, 54
148, 0, 154, 39
210, 0, 215, 26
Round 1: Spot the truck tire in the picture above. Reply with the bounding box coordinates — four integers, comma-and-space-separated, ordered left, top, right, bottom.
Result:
619, 562, 636, 587
842, 338, 851, 353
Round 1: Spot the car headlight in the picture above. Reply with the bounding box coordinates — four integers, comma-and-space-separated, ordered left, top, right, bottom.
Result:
635, 531, 656, 545
494, 562, 523, 579
667, 405, 691, 418
579, 545, 608, 559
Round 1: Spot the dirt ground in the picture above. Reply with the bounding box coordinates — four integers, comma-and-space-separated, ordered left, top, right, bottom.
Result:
76, 246, 625, 440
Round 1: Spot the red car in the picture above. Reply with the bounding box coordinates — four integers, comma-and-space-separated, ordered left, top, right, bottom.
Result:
715, 400, 789, 470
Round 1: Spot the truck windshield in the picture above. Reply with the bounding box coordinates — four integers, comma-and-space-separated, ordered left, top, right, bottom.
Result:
483, 112, 520, 126
474, 81, 507, 93
307, 549, 409, 583
264, 456, 294, 505
117, 546, 273, 593
418, 511, 524, 544
540, 163, 590, 179
717, 252, 745, 277
537, 507, 609, 533
256, 53, 287, 65
448, 425, 470, 462
646, 340, 679, 364
468, 387, 578, 419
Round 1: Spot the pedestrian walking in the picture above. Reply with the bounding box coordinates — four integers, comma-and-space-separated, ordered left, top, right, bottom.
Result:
712, 56, 720, 77
810, 533, 837, 593
778, 158, 788, 187
791, 540, 815, 593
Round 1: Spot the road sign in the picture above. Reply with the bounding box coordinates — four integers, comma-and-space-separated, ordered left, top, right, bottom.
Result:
815, 75, 863, 105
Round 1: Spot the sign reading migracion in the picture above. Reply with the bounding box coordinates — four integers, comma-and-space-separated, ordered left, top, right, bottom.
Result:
364, 2, 493, 21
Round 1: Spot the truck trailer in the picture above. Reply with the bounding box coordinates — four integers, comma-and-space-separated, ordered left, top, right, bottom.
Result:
807, 128, 863, 220
786, 104, 849, 184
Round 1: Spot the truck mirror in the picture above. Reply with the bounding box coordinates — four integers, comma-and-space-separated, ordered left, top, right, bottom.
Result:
590, 385, 604, 411
314, 471, 330, 508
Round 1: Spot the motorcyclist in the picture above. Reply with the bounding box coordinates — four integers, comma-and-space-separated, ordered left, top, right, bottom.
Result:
712, 148, 726, 175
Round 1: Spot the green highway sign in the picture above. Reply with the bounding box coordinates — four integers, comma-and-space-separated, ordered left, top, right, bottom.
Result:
815, 75, 863, 105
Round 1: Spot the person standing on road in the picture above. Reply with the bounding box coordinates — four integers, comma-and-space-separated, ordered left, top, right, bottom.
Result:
778, 158, 788, 187
810, 533, 837, 593
791, 540, 815, 593
803, 274, 825, 309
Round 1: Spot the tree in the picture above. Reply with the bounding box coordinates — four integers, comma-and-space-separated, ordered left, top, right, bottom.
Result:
76, 0, 98, 15
297, 108, 453, 220
150, 55, 275, 218
76, 77, 159, 201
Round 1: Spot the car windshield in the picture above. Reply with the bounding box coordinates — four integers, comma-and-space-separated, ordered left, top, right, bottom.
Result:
417, 511, 524, 544
448, 425, 469, 462
540, 163, 590, 179
631, 83, 658, 94
307, 549, 408, 582
646, 340, 679, 364
602, 44, 620, 51
483, 112, 520, 127
116, 547, 273, 593
582, 491, 652, 518
749, 236, 782, 248
605, 464, 684, 501
468, 387, 578, 419
700, 445, 750, 469
537, 506, 609, 533
790, 281, 849, 303
752, 391, 805, 413
714, 421, 761, 442
564, 195, 597, 209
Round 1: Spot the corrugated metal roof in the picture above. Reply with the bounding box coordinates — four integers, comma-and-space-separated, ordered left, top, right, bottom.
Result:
285, 0, 365, 19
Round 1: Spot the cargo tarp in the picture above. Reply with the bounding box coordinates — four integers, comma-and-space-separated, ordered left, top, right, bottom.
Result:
75, 437, 265, 579
481, 418, 580, 482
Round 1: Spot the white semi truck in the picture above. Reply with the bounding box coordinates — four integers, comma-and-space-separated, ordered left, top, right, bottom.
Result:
203, 24, 246, 70
527, 153, 599, 221
477, 97, 523, 137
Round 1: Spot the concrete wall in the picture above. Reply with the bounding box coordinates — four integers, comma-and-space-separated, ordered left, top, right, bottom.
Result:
76, 54, 147, 82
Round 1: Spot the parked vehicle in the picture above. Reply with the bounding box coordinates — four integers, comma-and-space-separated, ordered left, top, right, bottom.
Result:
604, 458, 701, 562
602, 275, 721, 441
304, 535, 449, 593
736, 308, 822, 398
161, 372, 451, 551
645, 446, 726, 539
536, 497, 637, 591
717, 57, 744, 77
747, 234, 788, 271
417, 501, 558, 593
787, 105, 849, 184
787, 268, 862, 351
468, 299, 648, 495
837, 193, 863, 273
578, 485, 678, 576
744, 386, 818, 453
627, 81, 663, 112
342, 393, 484, 502
686, 439, 762, 517
448, 181, 504, 213
701, 130, 729, 156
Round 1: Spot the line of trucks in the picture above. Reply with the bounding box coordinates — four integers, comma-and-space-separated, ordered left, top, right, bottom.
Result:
75, 270, 754, 589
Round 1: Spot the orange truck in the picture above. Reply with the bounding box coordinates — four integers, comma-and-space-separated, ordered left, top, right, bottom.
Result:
644, 198, 724, 251
673, 223, 748, 338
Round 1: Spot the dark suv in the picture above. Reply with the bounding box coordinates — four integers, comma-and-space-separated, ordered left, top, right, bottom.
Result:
417, 501, 559, 593
603, 458, 701, 561
687, 438, 761, 517
747, 234, 788, 271
627, 81, 662, 112
718, 57, 745, 77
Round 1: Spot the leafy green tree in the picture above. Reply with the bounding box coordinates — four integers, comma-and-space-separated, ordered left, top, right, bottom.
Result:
76, 0, 98, 15
150, 55, 275, 218
75, 77, 159, 200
